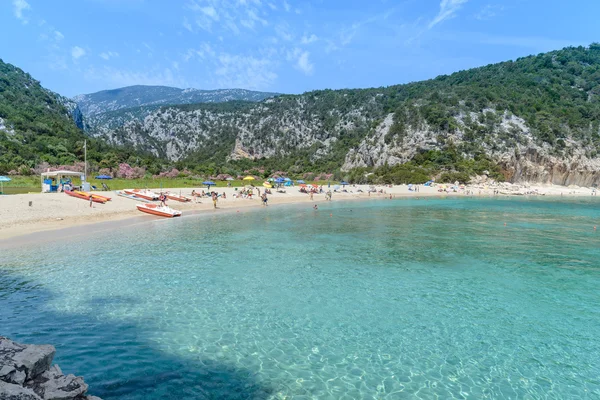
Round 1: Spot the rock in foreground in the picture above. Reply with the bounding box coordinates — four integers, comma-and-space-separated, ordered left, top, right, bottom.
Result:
0, 337, 100, 400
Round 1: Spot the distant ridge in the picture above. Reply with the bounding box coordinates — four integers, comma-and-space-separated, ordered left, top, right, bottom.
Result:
73, 85, 281, 116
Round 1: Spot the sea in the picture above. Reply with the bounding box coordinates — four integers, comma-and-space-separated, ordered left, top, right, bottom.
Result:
1, 197, 599, 399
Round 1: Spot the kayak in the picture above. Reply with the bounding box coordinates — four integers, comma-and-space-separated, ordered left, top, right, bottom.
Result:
65, 190, 106, 204
74, 190, 111, 201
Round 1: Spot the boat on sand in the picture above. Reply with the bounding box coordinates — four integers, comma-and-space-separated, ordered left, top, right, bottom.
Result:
165, 192, 191, 202
136, 203, 182, 218
74, 190, 112, 202
124, 189, 159, 201
65, 190, 106, 204
116, 191, 150, 202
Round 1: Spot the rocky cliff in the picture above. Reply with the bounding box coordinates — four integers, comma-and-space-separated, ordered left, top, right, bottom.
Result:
0, 336, 101, 400
343, 110, 600, 186
83, 45, 600, 185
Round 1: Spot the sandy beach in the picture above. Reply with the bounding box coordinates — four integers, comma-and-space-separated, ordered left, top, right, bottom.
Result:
0, 182, 597, 241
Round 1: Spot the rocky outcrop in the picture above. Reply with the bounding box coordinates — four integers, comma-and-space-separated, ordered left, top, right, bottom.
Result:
0, 337, 100, 400
342, 110, 600, 186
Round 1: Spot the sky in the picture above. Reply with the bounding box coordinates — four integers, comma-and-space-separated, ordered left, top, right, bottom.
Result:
1, 0, 599, 97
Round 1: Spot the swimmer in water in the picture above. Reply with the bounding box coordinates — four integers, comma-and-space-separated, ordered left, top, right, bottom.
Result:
313, 204, 318, 210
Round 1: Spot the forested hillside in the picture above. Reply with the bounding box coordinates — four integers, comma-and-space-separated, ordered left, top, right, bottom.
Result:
0, 59, 162, 175
87, 44, 600, 184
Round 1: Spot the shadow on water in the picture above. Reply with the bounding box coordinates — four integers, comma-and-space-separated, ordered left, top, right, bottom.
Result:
0, 270, 274, 400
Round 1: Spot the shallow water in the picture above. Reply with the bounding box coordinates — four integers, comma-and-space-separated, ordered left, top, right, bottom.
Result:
2, 197, 600, 399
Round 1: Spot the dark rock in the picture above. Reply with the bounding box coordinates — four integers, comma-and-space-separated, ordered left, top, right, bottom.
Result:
0, 338, 101, 400
28, 365, 88, 400
0, 380, 42, 400
0, 337, 55, 381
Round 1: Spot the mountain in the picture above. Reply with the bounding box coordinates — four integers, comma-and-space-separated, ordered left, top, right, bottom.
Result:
0, 59, 160, 174
86, 44, 600, 185
73, 85, 281, 117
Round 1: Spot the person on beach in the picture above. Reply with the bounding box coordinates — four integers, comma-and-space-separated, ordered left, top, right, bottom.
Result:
89, 195, 93, 208
309, 191, 314, 200
261, 192, 268, 206
212, 192, 218, 209
159, 193, 166, 207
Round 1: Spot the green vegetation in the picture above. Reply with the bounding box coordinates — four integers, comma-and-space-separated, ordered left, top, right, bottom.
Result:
383, 43, 600, 152
0, 59, 163, 175
344, 149, 504, 184
4, 176, 332, 192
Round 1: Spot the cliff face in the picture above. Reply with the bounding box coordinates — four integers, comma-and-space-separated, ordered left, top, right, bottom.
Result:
342, 110, 600, 186
86, 94, 379, 163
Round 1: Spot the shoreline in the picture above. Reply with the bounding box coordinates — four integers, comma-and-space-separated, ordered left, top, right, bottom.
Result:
0, 183, 597, 245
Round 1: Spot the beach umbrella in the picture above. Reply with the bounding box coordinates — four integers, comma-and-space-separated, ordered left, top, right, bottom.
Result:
333, 185, 340, 190
283, 177, 291, 181
296, 180, 306, 184
340, 181, 349, 185
275, 177, 285, 183
0, 176, 10, 194
225, 177, 234, 181
202, 181, 216, 189
267, 178, 275, 182
243, 176, 255, 181
263, 182, 272, 188
94, 175, 112, 180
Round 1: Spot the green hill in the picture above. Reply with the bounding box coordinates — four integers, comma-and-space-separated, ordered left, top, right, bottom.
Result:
0, 59, 161, 175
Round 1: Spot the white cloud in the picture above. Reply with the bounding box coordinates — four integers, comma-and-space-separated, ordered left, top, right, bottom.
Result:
186, 0, 272, 35
71, 46, 86, 60
201, 6, 218, 18
275, 24, 294, 41
189, 3, 220, 31
99, 51, 119, 60
429, 0, 469, 29
54, 31, 64, 41
287, 48, 314, 75
301, 34, 318, 45
13, 0, 31, 23
283, 0, 290, 12
296, 51, 313, 75
183, 43, 216, 62
214, 53, 277, 89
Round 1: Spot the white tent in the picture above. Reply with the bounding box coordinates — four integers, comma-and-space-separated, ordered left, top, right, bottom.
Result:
41, 170, 83, 193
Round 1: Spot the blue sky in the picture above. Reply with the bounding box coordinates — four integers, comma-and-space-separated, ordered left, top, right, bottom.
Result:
1, 0, 598, 97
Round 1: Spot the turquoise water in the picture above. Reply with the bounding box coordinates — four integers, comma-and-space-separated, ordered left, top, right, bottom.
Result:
2, 197, 600, 399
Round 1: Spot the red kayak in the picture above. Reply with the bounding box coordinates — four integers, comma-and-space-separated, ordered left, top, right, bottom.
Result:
65, 190, 106, 204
